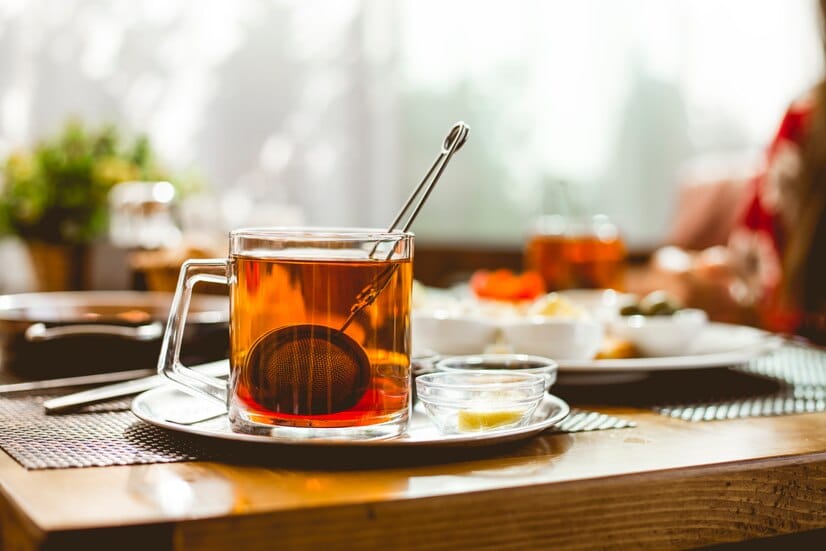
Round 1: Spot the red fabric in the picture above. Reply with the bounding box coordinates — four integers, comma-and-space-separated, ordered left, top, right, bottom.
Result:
735, 99, 814, 333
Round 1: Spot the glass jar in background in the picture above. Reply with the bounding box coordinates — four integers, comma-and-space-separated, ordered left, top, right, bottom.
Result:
525, 214, 627, 291
108, 181, 182, 250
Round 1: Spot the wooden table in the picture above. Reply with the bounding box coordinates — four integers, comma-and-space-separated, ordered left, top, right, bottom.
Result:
1, 402, 826, 551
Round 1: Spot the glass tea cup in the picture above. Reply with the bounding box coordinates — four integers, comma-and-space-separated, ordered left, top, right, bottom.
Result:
525, 214, 626, 291
158, 227, 413, 440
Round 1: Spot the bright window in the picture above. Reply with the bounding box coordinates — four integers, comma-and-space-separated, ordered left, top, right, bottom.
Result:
0, 0, 821, 248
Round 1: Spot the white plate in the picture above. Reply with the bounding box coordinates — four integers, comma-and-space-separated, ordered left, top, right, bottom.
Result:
558, 322, 782, 372
131, 386, 570, 448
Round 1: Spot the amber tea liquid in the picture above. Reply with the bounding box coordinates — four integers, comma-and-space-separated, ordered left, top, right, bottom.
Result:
526, 233, 626, 291
229, 253, 412, 434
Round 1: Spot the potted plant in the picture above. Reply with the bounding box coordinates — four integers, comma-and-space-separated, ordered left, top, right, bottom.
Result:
0, 120, 169, 290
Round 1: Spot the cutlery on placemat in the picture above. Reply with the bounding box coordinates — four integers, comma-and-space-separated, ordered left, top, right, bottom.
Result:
42, 360, 229, 414
0, 368, 158, 394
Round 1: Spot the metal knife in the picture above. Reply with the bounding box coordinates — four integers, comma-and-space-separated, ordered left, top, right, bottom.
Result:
42, 360, 229, 414
0, 368, 157, 394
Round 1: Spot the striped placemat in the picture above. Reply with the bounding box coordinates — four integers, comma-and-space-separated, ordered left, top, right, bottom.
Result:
654, 344, 826, 421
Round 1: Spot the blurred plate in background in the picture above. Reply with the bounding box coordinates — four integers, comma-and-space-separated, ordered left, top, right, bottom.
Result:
0, 291, 228, 379
557, 323, 781, 372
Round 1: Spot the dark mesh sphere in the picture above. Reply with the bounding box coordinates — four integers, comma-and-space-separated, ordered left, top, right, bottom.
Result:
243, 324, 371, 415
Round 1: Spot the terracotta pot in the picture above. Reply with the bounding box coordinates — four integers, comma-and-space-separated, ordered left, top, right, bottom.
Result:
25, 241, 91, 291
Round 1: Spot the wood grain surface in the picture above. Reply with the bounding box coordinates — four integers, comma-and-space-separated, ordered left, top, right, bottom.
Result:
2, 407, 826, 550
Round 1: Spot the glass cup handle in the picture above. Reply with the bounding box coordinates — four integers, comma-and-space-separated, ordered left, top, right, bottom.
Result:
158, 259, 229, 406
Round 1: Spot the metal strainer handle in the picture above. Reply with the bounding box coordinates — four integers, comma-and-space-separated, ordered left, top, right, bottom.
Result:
342, 122, 469, 331
381, 121, 469, 251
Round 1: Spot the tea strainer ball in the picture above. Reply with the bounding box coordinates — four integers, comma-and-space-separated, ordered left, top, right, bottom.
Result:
242, 324, 371, 415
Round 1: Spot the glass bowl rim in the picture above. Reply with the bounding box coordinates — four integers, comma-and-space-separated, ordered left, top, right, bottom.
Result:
415, 370, 546, 392
435, 353, 558, 372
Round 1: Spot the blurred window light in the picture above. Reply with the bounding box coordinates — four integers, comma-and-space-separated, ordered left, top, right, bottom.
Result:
0, 0, 820, 248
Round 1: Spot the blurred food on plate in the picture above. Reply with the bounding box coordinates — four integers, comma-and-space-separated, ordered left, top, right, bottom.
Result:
642, 245, 757, 327
618, 290, 685, 316
527, 293, 589, 319
413, 280, 711, 361
469, 269, 546, 302
595, 336, 638, 360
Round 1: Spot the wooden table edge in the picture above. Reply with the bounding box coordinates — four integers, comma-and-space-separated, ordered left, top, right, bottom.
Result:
168, 450, 826, 550
4, 448, 822, 550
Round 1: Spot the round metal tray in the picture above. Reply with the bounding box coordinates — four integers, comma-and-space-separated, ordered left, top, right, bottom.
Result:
132, 386, 570, 448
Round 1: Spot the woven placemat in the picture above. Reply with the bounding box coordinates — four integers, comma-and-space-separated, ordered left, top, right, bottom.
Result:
0, 390, 632, 470
653, 344, 826, 421
0, 393, 209, 469
11, 343, 815, 469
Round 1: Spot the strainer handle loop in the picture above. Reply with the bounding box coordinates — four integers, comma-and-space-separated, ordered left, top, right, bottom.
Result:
383, 121, 469, 244
158, 259, 229, 406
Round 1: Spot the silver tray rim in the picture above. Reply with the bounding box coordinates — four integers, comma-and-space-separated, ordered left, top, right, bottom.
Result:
131, 387, 570, 448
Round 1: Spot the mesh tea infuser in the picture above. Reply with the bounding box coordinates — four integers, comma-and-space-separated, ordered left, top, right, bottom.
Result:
242, 122, 469, 415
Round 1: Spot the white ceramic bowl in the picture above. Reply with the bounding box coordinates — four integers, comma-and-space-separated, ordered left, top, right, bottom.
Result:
499, 316, 604, 360
412, 313, 498, 355
608, 308, 708, 357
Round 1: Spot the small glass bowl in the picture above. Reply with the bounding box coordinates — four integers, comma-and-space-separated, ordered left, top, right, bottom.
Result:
411, 349, 441, 405
435, 354, 558, 391
411, 349, 440, 376
415, 371, 546, 434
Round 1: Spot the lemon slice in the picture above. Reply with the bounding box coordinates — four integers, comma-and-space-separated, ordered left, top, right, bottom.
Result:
457, 409, 523, 431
